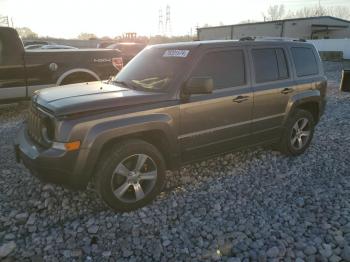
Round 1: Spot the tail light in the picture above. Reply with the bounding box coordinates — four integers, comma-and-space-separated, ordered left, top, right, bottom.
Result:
112, 57, 123, 71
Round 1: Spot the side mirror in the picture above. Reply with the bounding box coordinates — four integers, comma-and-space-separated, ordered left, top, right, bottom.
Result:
340, 69, 350, 92
183, 77, 213, 95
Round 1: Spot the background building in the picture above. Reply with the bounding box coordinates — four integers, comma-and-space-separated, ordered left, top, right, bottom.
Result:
198, 16, 350, 41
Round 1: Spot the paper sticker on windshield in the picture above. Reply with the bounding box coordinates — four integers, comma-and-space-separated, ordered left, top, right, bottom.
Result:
163, 50, 189, 58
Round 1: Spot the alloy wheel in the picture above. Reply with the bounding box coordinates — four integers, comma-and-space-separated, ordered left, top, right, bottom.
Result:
110, 154, 158, 203
290, 117, 311, 151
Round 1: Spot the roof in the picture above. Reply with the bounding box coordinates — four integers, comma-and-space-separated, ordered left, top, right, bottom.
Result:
198, 16, 350, 31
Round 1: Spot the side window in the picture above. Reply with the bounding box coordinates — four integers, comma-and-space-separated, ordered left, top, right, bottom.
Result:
190, 50, 245, 89
252, 48, 289, 83
291, 47, 318, 77
276, 49, 289, 79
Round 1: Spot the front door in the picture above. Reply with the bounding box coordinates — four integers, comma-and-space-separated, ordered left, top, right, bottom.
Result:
179, 48, 253, 162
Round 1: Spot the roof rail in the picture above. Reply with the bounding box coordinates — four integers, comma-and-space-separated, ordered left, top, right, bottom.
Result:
239, 36, 306, 42
239, 36, 256, 41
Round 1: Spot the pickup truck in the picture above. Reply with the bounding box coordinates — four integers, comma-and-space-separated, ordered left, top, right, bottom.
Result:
0, 27, 122, 102
15, 39, 327, 212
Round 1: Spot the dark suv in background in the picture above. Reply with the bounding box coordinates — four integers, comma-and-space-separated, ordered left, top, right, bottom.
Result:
15, 39, 327, 211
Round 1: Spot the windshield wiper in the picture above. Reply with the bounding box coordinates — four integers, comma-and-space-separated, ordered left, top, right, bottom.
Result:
111, 80, 137, 90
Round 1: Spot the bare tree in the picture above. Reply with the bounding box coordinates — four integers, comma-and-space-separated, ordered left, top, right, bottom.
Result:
263, 4, 349, 21
16, 27, 38, 39
262, 5, 285, 21
293, 6, 325, 18
286, 5, 350, 20
77, 33, 97, 40
101, 36, 112, 41
325, 6, 350, 20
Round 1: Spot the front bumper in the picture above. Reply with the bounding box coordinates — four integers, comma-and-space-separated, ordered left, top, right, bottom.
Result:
14, 126, 84, 189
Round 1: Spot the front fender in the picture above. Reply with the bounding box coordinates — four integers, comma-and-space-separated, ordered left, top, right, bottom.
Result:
72, 113, 178, 186
282, 89, 321, 126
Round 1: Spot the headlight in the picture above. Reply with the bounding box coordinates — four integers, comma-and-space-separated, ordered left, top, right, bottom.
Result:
41, 117, 55, 144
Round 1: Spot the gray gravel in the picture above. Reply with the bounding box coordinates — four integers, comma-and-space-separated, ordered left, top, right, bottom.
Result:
1, 62, 350, 261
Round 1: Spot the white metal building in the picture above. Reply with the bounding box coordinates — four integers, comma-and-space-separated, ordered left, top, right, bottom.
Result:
198, 16, 350, 41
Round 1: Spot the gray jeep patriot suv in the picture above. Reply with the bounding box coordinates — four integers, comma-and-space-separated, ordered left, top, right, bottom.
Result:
15, 39, 327, 211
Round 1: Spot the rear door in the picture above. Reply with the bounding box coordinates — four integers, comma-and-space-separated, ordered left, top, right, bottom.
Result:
179, 47, 253, 162
249, 45, 295, 143
290, 45, 321, 91
0, 28, 27, 100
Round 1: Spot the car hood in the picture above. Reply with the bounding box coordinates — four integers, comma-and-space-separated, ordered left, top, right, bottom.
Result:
34, 81, 168, 116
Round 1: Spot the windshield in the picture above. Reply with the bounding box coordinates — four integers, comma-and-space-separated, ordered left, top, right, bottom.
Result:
114, 46, 192, 91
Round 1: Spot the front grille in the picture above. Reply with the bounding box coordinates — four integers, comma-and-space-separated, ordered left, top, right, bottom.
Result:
27, 103, 46, 146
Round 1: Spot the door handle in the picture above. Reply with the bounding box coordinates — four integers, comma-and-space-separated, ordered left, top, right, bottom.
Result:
232, 95, 249, 103
281, 88, 293, 94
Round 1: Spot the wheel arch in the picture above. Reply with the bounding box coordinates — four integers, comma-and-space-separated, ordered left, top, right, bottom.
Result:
284, 90, 322, 125
296, 101, 320, 123
56, 68, 101, 85
95, 129, 177, 170
71, 118, 180, 189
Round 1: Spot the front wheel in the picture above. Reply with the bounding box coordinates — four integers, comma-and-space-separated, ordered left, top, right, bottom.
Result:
95, 139, 166, 212
278, 109, 315, 156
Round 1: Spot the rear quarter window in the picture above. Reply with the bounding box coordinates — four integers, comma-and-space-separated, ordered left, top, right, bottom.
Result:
291, 47, 319, 77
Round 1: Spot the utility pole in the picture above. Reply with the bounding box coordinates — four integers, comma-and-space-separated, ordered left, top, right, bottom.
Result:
165, 5, 171, 36
158, 8, 164, 35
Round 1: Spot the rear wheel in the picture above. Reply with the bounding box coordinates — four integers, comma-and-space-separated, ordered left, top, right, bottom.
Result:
95, 139, 166, 212
278, 109, 315, 156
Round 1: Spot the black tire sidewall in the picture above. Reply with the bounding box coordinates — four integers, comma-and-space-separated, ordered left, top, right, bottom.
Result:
96, 139, 166, 212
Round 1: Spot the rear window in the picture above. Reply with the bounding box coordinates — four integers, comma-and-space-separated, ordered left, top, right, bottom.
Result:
252, 48, 289, 83
190, 50, 245, 89
291, 47, 318, 77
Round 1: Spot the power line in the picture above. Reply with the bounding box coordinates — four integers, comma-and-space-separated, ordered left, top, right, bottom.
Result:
0, 15, 9, 26
165, 5, 171, 36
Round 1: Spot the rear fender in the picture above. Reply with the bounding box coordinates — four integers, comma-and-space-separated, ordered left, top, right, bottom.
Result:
283, 90, 321, 126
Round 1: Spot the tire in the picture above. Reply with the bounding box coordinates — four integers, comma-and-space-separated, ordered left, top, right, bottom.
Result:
95, 139, 166, 212
278, 109, 315, 156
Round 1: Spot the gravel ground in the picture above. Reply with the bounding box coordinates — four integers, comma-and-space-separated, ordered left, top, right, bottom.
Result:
1, 62, 350, 261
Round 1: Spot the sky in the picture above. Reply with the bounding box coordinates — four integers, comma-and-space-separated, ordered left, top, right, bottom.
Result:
0, 0, 349, 39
